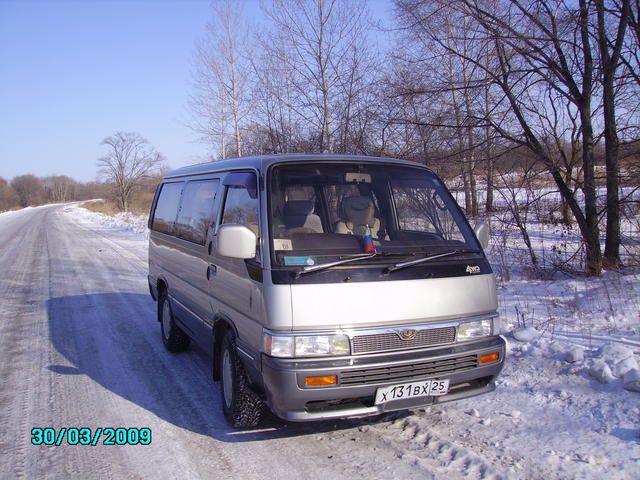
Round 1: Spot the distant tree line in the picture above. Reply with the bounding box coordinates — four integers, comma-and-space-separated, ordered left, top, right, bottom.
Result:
0, 169, 165, 216
0, 174, 112, 212
190, 0, 640, 275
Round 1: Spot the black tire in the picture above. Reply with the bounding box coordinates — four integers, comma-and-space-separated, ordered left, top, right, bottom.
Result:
158, 292, 190, 353
220, 330, 263, 428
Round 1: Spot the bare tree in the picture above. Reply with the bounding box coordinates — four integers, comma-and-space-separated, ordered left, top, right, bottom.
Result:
261, 0, 370, 153
494, 163, 544, 269
392, 2, 494, 216
190, 0, 251, 159
250, 36, 302, 154
97, 132, 165, 212
0, 177, 20, 212
621, 0, 640, 85
11, 174, 46, 207
595, 0, 630, 268
483, 0, 602, 275
42, 175, 77, 202
394, 0, 609, 274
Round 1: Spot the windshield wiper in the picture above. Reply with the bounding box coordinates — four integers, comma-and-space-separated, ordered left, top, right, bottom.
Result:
294, 252, 411, 278
384, 249, 482, 274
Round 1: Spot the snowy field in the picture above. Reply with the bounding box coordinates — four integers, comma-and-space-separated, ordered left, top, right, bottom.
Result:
66, 203, 640, 479
1, 202, 638, 480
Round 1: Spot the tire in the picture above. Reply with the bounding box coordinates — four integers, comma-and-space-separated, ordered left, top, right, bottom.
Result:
220, 329, 263, 428
158, 292, 190, 353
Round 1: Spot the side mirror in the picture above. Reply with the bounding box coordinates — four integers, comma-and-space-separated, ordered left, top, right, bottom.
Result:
217, 224, 257, 259
474, 221, 490, 250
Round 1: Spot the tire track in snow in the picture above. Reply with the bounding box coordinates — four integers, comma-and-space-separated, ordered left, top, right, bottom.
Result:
366, 413, 508, 480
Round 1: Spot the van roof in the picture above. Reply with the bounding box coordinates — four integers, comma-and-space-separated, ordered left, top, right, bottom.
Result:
163, 154, 430, 179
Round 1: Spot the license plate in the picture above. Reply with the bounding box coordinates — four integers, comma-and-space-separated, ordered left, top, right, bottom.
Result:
375, 379, 450, 405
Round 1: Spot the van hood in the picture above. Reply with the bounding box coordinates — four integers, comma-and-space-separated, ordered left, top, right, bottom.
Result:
289, 274, 498, 330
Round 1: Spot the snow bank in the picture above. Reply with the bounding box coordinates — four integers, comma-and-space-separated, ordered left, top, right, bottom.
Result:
599, 344, 639, 378
64, 205, 149, 239
589, 360, 616, 384
59, 200, 640, 479
565, 347, 585, 363
623, 369, 640, 392
99, 211, 149, 236
511, 326, 539, 342
586, 343, 640, 388
0, 205, 52, 219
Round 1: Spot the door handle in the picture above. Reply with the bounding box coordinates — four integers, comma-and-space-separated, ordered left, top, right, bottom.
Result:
206, 264, 217, 280
207, 240, 213, 255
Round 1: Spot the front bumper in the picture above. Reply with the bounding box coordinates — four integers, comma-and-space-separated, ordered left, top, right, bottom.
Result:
261, 335, 506, 422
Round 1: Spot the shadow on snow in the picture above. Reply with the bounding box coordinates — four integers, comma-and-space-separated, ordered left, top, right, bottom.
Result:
45, 292, 393, 443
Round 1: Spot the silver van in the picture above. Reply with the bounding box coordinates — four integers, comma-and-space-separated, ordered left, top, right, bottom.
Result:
147, 155, 505, 427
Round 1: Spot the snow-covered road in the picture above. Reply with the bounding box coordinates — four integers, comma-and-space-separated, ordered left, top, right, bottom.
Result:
0, 204, 467, 479
1, 203, 638, 479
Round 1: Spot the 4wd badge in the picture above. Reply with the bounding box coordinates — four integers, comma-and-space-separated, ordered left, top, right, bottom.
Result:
466, 265, 481, 274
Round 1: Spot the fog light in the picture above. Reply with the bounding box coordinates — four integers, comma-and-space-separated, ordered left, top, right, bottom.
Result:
479, 352, 500, 364
304, 375, 337, 387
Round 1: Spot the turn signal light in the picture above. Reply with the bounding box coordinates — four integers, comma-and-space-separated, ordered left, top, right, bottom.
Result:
304, 375, 337, 387
479, 352, 500, 364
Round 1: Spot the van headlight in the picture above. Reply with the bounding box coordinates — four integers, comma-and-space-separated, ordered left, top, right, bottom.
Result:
263, 332, 350, 358
457, 319, 493, 341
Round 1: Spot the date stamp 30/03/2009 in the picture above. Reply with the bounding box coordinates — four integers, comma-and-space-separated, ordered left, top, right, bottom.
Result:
31, 427, 152, 446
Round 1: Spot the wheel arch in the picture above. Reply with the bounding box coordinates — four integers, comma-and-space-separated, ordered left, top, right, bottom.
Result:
212, 315, 239, 381
156, 276, 169, 296
155, 277, 169, 322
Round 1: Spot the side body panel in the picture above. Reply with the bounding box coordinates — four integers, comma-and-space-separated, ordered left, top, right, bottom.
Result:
208, 170, 268, 366
148, 175, 223, 353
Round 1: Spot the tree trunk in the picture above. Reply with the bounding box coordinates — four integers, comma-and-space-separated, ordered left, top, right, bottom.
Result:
579, 0, 603, 276
220, 114, 227, 160
602, 72, 621, 268
120, 192, 129, 213
230, 51, 242, 157
485, 162, 494, 213
517, 216, 537, 266
579, 106, 602, 276
561, 169, 573, 226
461, 43, 478, 217
232, 101, 242, 157
461, 164, 471, 213
318, 0, 332, 153
596, 0, 628, 269
484, 121, 494, 213
484, 46, 494, 213
467, 146, 478, 217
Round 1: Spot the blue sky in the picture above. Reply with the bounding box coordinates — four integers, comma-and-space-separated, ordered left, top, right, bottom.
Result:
0, 0, 393, 182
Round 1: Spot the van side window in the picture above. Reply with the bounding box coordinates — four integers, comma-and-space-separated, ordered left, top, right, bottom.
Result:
175, 179, 220, 244
152, 182, 184, 235
222, 187, 259, 236
222, 186, 260, 261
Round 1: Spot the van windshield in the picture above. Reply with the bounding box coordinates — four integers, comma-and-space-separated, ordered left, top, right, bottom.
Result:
268, 163, 480, 267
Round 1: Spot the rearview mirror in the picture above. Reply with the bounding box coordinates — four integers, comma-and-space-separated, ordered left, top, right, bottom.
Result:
474, 221, 490, 250
345, 172, 372, 183
217, 224, 257, 259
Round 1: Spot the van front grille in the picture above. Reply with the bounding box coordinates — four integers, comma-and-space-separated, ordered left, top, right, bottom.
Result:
351, 326, 456, 354
339, 354, 478, 386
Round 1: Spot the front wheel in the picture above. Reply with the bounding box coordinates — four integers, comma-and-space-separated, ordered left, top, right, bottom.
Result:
158, 292, 190, 353
220, 330, 263, 428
